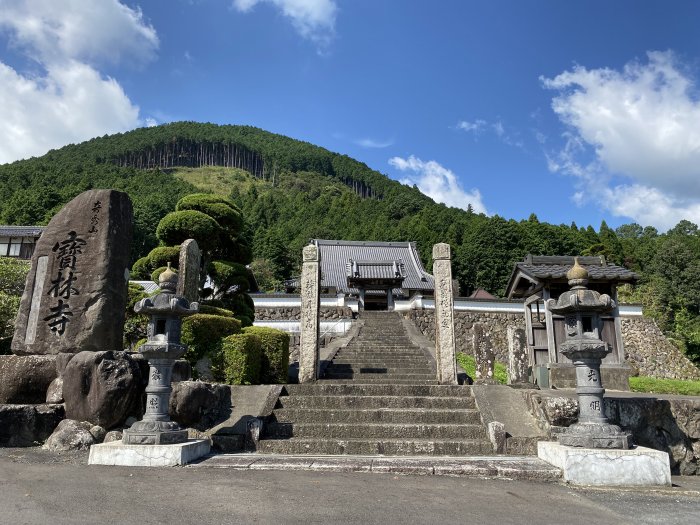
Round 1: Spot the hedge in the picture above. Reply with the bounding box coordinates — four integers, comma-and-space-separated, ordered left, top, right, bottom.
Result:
181, 313, 242, 365
198, 304, 235, 317
242, 326, 290, 384
221, 333, 262, 385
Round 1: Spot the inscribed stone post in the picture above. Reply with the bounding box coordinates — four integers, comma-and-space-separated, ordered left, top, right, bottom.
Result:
176, 239, 201, 303
433, 243, 457, 385
473, 324, 496, 384
299, 244, 320, 383
507, 326, 529, 385
12, 189, 133, 355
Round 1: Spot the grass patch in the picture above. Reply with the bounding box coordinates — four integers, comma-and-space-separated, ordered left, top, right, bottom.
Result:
456, 352, 507, 384
169, 166, 267, 195
629, 376, 700, 396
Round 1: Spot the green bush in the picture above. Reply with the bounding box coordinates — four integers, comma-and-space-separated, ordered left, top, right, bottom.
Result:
123, 283, 150, 349
456, 353, 507, 384
220, 333, 262, 385
0, 257, 30, 295
176, 193, 244, 231
130, 246, 180, 280
156, 210, 221, 251
208, 260, 250, 292
181, 313, 242, 365
242, 326, 290, 384
198, 304, 235, 317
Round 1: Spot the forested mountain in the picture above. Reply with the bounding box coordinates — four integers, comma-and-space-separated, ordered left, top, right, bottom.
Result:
0, 122, 699, 362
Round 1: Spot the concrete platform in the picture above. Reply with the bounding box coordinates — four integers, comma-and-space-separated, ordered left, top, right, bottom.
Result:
538, 441, 671, 486
190, 453, 562, 481
88, 439, 210, 467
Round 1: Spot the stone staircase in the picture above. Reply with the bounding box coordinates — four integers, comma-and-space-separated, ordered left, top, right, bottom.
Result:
257, 311, 493, 456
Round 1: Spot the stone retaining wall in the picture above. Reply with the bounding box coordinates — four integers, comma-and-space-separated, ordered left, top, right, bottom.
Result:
404, 310, 525, 363
404, 310, 700, 380
621, 317, 700, 380
255, 306, 354, 321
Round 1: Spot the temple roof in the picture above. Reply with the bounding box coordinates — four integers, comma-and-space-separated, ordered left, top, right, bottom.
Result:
0, 225, 44, 237
313, 239, 434, 295
506, 255, 638, 298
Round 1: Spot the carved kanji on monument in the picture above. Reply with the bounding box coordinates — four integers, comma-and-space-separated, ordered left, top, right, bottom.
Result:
12, 189, 133, 355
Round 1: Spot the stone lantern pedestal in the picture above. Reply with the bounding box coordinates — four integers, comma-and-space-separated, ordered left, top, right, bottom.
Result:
537, 259, 671, 485
89, 266, 210, 466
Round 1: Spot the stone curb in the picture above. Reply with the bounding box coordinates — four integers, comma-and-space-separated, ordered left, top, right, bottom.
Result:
187, 453, 562, 481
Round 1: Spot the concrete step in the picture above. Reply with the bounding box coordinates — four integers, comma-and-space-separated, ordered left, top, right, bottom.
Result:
255, 438, 495, 456
284, 384, 473, 396
191, 453, 562, 481
326, 366, 435, 374
329, 361, 433, 368
318, 379, 440, 385
265, 422, 487, 440
278, 395, 477, 410
323, 374, 438, 382
271, 408, 483, 424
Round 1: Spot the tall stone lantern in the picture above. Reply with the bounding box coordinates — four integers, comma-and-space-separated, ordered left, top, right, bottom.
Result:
123, 265, 199, 445
546, 258, 630, 449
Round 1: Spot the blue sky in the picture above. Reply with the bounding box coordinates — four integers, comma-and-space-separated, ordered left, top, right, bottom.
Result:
1, 1, 700, 231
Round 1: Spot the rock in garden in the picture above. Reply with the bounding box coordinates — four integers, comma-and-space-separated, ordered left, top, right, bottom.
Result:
169, 381, 230, 428
12, 189, 133, 355
43, 419, 105, 451
0, 404, 64, 447
0, 355, 57, 403
63, 351, 143, 429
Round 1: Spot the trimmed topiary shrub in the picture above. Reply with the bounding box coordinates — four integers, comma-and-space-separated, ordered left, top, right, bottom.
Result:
242, 326, 290, 384
198, 304, 235, 317
181, 314, 242, 365
156, 210, 222, 251
176, 193, 244, 232
130, 245, 181, 280
220, 333, 262, 385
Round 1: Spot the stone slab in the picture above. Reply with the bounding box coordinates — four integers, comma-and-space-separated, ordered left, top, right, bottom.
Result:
537, 441, 671, 486
88, 439, 210, 467
549, 364, 631, 391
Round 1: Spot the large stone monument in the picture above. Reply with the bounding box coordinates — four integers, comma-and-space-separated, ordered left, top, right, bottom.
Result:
538, 259, 671, 486
433, 243, 457, 384
472, 324, 496, 384
507, 326, 530, 386
12, 189, 133, 355
299, 244, 320, 383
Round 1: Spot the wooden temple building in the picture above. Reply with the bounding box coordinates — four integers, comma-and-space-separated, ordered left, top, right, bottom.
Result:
0, 226, 44, 259
505, 255, 638, 389
311, 239, 435, 310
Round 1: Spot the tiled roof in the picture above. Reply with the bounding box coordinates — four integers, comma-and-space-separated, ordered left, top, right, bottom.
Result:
130, 280, 160, 294
506, 255, 638, 298
0, 225, 44, 237
347, 260, 405, 280
313, 239, 434, 295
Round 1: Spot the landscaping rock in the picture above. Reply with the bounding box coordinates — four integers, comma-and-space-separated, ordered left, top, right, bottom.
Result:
43, 419, 105, 451
0, 355, 57, 404
0, 403, 64, 447
63, 351, 143, 429
170, 381, 230, 428
45, 377, 63, 403
103, 430, 123, 443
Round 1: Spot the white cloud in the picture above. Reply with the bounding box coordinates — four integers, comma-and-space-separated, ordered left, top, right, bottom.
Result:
456, 119, 486, 133
389, 155, 488, 214
0, 1, 158, 164
543, 51, 700, 229
0, 0, 158, 66
232, 0, 336, 49
456, 118, 523, 148
355, 137, 394, 149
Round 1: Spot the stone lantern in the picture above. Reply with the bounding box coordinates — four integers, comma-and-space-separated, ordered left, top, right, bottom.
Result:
546, 258, 630, 449
123, 264, 199, 445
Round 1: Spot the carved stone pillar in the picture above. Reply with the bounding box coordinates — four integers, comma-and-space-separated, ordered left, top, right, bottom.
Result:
507, 326, 530, 385
433, 243, 457, 384
299, 244, 320, 383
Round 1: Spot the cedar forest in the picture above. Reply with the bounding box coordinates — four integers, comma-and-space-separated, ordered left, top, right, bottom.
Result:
1, 122, 699, 363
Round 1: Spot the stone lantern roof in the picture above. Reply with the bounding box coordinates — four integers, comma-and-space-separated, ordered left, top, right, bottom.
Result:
549, 258, 615, 315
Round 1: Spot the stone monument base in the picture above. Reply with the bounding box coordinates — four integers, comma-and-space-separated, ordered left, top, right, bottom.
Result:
88, 439, 210, 467
537, 441, 671, 486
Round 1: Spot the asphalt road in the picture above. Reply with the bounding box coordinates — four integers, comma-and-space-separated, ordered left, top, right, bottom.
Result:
1, 448, 699, 525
